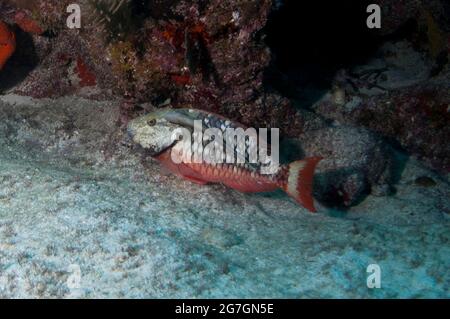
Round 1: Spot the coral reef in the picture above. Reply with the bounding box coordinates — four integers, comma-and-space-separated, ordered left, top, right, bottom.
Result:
14, 10, 44, 35
0, 0, 448, 206
0, 0, 300, 128
297, 126, 394, 207
314, 40, 449, 174
316, 85, 449, 174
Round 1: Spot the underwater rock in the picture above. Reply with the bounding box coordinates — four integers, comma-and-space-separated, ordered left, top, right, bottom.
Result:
1, 0, 70, 33
372, 0, 422, 36
313, 36, 449, 174
1, 0, 298, 131
372, 0, 449, 36
0, 25, 112, 99
314, 84, 449, 174
414, 176, 437, 187
14, 11, 44, 35
0, 95, 123, 166
102, 0, 278, 120
348, 41, 434, 92
294, 126, 393, 208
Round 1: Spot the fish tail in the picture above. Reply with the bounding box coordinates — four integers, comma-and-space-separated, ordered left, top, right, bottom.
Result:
281, 157, 322, 213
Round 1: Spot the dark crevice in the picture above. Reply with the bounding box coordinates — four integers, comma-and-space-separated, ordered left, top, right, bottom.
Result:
0, 27, 38, 92
263, 0, 389, 107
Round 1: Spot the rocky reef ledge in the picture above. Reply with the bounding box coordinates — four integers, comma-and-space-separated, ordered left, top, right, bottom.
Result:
0, 95, 448, 298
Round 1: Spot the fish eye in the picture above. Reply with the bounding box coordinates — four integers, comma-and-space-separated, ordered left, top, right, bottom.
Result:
147, 119, 156, 126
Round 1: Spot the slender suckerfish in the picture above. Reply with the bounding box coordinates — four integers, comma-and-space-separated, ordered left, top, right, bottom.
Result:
128, 108, 322, 212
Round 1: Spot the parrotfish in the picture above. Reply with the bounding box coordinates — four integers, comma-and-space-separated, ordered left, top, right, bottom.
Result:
128, 108, 322, 212
0, 21, 15, 70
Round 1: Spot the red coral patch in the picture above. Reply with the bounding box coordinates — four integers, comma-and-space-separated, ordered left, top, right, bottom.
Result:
75, 58, 97, 87
14, 11, 44, 35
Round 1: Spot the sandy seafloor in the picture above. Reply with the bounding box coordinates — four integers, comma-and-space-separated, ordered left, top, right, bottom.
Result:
0, 94, 448, 298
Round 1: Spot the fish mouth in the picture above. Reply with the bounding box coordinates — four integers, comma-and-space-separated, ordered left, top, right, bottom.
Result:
126, 126, 176, 156
143, 140, 178, 157
127, 108, 194, 156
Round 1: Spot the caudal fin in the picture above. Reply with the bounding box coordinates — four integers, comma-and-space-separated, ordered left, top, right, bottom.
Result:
281, 157, 322, 212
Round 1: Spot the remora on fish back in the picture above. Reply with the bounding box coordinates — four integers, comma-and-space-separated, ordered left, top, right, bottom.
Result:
128, 107, 322, 212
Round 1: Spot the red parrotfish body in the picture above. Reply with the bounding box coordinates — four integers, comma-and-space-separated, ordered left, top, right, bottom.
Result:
155, 149, 322, 212
127, 108, 322, 212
